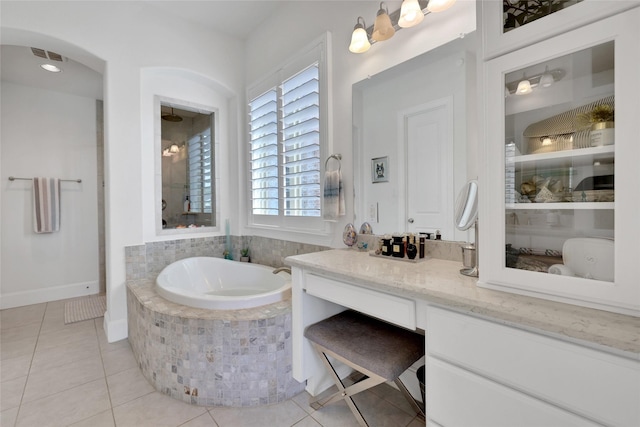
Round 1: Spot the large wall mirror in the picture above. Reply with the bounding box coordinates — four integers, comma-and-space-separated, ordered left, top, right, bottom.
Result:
158, 99, 216, 231
353, 33, 477, 241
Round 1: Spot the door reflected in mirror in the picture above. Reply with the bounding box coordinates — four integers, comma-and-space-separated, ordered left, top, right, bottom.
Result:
160, 102, 216, 230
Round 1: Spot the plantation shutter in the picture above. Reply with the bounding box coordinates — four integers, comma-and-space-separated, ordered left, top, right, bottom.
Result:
249, 90, 279, 215
282, 64, 320, 217
188, 126, 213, 213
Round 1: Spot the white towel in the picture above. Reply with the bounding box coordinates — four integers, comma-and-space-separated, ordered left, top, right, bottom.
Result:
33, 177, 60, 233
323, 169, 345, 220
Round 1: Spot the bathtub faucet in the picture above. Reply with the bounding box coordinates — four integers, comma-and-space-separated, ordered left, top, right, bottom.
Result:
272, 267, 291, 275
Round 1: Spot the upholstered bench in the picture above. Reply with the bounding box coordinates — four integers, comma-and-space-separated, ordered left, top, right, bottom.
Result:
304, 309, 425, 427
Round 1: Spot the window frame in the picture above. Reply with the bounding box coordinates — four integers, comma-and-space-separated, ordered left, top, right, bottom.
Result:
246, 33, 332, 235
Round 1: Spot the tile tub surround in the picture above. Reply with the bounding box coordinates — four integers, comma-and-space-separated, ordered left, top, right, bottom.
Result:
286, 249, 640, 359
127, 280, 305, 407
125, 236, 329, 282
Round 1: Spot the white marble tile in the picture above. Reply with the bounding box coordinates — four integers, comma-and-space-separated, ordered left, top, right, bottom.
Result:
291, 391, 316, 415
210, 399, 307, 427
22, 355, 104, 403
15, 378, 110, 427
106, 367, 154, 407
112, 392, 206, 427
308, 399, 361, 427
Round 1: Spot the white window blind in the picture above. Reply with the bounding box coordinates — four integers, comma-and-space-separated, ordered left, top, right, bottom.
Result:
249, 64, 321, 217
188, 126, 213, 214
247, 33, 330, 233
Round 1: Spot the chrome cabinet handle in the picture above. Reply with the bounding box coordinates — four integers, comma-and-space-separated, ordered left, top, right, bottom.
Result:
408, 218, 414, 223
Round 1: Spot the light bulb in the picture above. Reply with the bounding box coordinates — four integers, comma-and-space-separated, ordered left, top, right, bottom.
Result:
398, 0, 424, 28
349, 17, 371, 53
372, 3, 395, 42
516, 79, 532, 95
427, 0, 457, 13
540, 66, 554, 87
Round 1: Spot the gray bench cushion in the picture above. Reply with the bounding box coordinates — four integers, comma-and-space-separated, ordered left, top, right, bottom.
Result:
304, 310, 424, 381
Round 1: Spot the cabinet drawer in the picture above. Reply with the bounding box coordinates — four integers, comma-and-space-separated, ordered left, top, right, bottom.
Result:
427, 307, 640, 427
427, 358, 599, 427
305, 273, 416, 330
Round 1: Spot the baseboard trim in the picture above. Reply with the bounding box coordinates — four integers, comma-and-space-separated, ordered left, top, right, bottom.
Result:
103, 310, 128, 343
0, 281, 99, 309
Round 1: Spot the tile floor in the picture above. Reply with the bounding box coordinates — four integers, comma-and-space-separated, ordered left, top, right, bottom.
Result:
1, 298, 425, 427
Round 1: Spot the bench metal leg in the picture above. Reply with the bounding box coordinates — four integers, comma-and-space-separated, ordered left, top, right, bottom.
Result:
309, 343, 388, 427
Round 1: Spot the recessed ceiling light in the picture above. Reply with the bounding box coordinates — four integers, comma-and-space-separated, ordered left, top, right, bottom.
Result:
40, 63, 62, 73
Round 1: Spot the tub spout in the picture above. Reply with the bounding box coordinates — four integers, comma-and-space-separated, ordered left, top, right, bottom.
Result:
272, 267, 291, 275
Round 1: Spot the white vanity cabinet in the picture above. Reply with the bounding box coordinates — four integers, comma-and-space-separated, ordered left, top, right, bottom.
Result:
425, 306, 640, 427
479, 8, 640, 316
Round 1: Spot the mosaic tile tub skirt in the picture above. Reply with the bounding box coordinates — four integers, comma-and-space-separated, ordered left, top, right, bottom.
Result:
127, 281, 304, 407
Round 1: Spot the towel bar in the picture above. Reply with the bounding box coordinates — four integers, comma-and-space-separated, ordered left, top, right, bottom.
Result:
9, 176, 82, 183
324, 154, 342, 171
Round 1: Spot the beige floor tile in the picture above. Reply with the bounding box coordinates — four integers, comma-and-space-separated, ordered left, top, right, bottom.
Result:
0, 375, 27, 411
370, 383, 419, 416
0, 304, 45, 330
0, 354, 32, 382
101, 345, 137, 376
180, 412, 219, 427
15, 378, 110, 427
291, 416, 323, 427
106, 367, 155, 407
35, 320, 97, 351
210, 399, 307, 427
406, 417, 425, 427
291, 391, 316, 415
22, 354, 105, 403
95, 320, 130, 354
68, 409, 115, 427
112, 392, 206, 427
0, 323, 41, 343
353, 391, 416, 427
1, 406, 19, 427
0, 336, 37, 361
308, 399, 362, 427
30, 337, 100, 373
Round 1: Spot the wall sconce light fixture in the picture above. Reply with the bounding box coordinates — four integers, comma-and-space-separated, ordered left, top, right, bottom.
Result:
506, 67, 565, 95
349, 16, 371, 53
349, 0, 457, 53
372, 2, 395, 41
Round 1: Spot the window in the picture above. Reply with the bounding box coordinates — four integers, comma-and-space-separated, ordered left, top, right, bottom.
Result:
247, 34, 330, 233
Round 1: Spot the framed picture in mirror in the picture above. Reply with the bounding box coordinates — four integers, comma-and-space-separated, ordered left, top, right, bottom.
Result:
371, 156, 388, 183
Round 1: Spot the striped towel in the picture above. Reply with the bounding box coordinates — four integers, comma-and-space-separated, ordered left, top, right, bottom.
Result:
33, 177, 60, 233
323, 169, 345, 220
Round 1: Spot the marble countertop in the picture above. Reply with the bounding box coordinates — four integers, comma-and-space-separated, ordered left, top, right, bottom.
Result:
285, 249, 640, 360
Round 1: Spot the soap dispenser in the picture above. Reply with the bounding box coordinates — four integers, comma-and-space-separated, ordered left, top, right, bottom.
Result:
184, 196, 190, 212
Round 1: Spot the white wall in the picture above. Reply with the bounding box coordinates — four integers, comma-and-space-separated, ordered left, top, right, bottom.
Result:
1, 1, 244, 342
243, 0, 477, 246
0, 82, 99, 308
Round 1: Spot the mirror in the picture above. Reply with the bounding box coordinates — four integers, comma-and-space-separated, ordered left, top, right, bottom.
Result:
454, 179, 478, 231
352, 34, 476, 240
159, 101, 216, 230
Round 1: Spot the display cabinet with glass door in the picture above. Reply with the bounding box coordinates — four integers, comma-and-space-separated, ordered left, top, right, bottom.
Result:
479, 10, 640, 316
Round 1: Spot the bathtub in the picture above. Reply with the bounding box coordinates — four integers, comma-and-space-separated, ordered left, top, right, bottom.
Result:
156, 257, 291, 310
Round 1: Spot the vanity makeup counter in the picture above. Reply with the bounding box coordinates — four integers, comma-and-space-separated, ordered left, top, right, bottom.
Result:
287, 248, 640, 427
